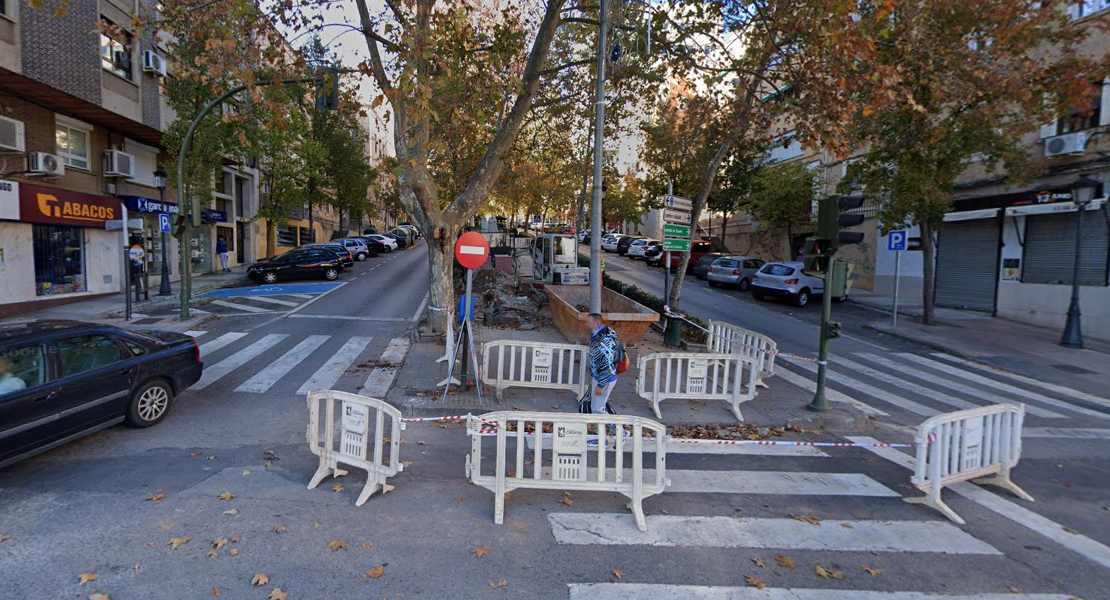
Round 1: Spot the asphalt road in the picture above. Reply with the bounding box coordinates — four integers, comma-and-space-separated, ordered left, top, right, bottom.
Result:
1, 242, 1109, 599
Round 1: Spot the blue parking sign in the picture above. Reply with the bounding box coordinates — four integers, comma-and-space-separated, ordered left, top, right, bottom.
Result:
888, 230, 907, 251
159, 213, 171, 233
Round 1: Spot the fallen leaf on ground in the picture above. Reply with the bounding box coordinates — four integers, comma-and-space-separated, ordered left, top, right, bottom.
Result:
274, 525, 288, 534
746, 576, 766, 590
267, 588, 287, 600
79, 573, 99, 584
251, 574, 269, 587
841, 523, 855, 529
752, 558, 766, 568
89, 594, 110, 600
229, 548, 239, 557
364, 566, 385, 579
510, 522, 527, 532
504, 492, 515, 501
815, 566, 843, 580
861, 566, 882, 577
327, 540, 347, 552
559, 498, 573, 506
223, 509, 238, 516
242, 470, 251, 476
791, 514, 821, 526
611, 569, 623, 580
417, 440, 426, 445
332, 484, 345, 492
206, 456, 215, 460
146, 494, 165, 502
454, 497, 462, 503
231, 536, 240, 543
265, 450, 275, 456
206, 549, 218, 558
489, 579, 507, 590
524, 460, 534, 466
361, 542, 374, 549
772, 555, 795, 569
212, 588, 220, 596
168, 536, 190, 549
661, 509, 670, 515
217, 492, 235, 501
190, 452, 202, 456
0, 534, 10, 543
1064, 527, 1079, 534
472, 547, 490, 558
212, 538, 228, 549
314, 523, 321, 529
1008, 586, 1020, 593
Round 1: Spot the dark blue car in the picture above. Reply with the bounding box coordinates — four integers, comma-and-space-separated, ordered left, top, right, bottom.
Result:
0, 321, 203, 469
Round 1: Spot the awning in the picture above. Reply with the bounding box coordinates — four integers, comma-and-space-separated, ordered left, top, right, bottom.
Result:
1004, 198, 1106, 217
943, 208, 1000, 223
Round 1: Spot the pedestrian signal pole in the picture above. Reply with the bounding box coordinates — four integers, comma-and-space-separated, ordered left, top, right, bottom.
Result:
805, 196, 865, 413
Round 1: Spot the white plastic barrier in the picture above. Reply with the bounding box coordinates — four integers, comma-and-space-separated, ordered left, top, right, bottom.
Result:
482, 340, 589, 402
708, 320, 777, 386
636, 352, 759, 421
465, 411, 669, 531
908, 403, 1032, 524
306, 390, 404, 506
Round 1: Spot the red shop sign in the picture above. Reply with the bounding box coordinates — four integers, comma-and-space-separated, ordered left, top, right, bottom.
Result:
19, 182, 120, 228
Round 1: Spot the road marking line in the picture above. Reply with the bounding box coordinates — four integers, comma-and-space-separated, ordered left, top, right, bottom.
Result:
567, 583, 1074, 600
898, 353, 1110, 419
286, 293, 314, 299
1025, 427, 1110, 440
197, 332, 247, 357
548, 513, 1000, 554
666, 443, 828, 457
850, 436, 1110, 570
235, 335, 330, 393
297, 336, 373, 395
774, 365, 889, 417
287, 314, 409, 322
411, 293, 428, 322
184, 330, 206, 338
857, 353, 1065, 419
359, 367, 396, 398
782, 356, 940, 417
929, 353, 1110, 409
571, 469, 897, 496
250, 296, 300, 307
379, 337, 410, 364
211, 300, 273, 314
193, 334, 287, 390
827, 354, 977, 414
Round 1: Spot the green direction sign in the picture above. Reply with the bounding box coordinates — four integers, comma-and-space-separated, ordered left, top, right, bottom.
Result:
663, 224, 691, 238
662, 238, 690, 252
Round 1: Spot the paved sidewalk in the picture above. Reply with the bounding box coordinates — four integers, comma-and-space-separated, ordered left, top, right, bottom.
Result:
386, 308, 876, 431
0, 267, 248, 333
850, 290, 1110, 396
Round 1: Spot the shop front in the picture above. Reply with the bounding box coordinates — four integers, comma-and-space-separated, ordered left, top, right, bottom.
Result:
119, 195, 180, 283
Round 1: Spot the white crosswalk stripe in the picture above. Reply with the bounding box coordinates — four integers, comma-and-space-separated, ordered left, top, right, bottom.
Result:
198, 332, 247, 357
235, 335, 330, 393
360, 337, 410, 398
567, 584, 1074, 600
210, 300, 273, 314
780, 356, 942, 417
297, 336, 374, 395
250, 296, 300, 307
193, 334, 288, 390
184, 330, 206, 338
929, 353, 1110, 409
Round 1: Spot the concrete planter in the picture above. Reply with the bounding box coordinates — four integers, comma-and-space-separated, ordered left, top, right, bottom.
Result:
547, 285, 659, 346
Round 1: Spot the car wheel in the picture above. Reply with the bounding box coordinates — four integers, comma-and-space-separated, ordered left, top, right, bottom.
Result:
262, 271, 278, 284
386, 247, 393, 253
795, 289, 811, 307
324, 268, 340, 280
357, 252, 368, 261
708, 280, 719, 287
752, 291, 766, 301
126, 378, 173, 427
738, 278, 751, 292
833, 294, 848, 304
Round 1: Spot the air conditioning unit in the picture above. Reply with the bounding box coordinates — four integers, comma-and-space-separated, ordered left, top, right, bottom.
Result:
142, 50, 167, 76
103, 149, 135, 178
28, 152, 64, 177
1044, 132, 1089, 157
0, 116, 25, 152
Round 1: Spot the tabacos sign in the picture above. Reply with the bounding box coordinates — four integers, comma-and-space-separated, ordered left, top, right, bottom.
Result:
19, 183, 119, 228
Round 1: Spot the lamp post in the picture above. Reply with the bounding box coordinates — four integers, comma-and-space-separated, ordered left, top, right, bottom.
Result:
155, 167, 172, 296
1059, 174, 1099, 349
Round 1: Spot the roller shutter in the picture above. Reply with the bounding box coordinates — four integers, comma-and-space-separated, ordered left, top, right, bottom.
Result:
935, 219, 1001, 312
1022, 209, 1110, 287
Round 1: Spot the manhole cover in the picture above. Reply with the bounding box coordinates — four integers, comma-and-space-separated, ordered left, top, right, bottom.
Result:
1052, 364, 1096, 375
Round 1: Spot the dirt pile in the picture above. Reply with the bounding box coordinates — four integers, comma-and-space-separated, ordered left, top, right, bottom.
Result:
464, 267, 540, 329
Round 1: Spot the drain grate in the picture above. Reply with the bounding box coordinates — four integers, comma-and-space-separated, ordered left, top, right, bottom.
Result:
1052, 364, 1096, 375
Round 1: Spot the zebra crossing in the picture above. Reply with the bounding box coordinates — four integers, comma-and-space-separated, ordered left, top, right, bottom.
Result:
183, 330, 410, 397
775, 350, 1109, 424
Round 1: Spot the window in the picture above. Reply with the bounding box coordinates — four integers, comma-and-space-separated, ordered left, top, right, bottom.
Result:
0, 0, 10, 19
744, 259, 763, 269
277, 226, 298, 247
100, 23, 133, 81
33, 224, 86, 296
762, 264, 796, 276
55, 120, 90, 170
57, 335, 124, 377
121, 338, 148, 357
0, 346, 46, 396
1057, 86, 1103, 134
1070, 0, 1110, 19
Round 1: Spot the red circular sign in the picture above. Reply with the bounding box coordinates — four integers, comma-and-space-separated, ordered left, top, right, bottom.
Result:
454, 231, 490, 269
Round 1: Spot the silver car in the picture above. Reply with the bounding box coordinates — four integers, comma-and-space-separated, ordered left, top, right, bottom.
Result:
601, 235, 625, 252
750, 261, 833, 307
334, 238, 372, 261
706, 256, 764, 291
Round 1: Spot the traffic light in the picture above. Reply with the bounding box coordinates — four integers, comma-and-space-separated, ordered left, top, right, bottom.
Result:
816, 195, 866, 252
824, 321, 842, 339
802, 236, 831, 276
315, 67, 340, 111
173, 215, 187, 237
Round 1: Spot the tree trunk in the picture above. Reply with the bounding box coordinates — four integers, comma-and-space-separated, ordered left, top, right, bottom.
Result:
921, 220, 937, 326
265, 220, 276, 257
424, 222, 459, 334
720, 213, 730, 250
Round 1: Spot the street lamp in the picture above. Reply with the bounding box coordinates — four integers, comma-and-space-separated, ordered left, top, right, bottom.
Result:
155, 166, 172, 296
1059, 174, 1099, 349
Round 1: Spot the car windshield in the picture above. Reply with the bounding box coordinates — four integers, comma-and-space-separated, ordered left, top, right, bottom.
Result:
762, 264, 795, 276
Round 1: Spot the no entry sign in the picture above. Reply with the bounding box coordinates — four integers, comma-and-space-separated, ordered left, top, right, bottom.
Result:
454, 231, 490, 269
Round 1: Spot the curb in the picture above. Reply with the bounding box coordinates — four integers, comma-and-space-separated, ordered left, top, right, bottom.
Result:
860, 322, 970, 360
100, 276, 250, 319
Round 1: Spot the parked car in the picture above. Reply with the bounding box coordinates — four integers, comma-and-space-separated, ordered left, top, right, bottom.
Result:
750, 261, 832, 307
397, 224, 420, 242
387, 229, 410, 248
351, 236, 383, 257
616, 235, 642, 256
691, 252, 724, 279
332, 238, 372, 261
363, 234, 397, 252
707, 256, 765, 291
600, 234, 625, 252
0, 321, 203, 469
578, 229, 590, 242
642, 241, 665, 264
247, 248, 346, 283
301, 244, 355, 267
626, 238, 658, 259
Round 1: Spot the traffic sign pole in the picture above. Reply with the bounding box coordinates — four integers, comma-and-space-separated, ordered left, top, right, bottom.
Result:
887, 231, 907, 328
158, 213, 172, 296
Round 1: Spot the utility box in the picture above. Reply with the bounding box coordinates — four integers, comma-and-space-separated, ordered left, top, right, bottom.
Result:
828, 260, 852, 299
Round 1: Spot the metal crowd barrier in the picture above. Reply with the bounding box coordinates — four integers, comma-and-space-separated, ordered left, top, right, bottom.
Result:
481, 340, 589, 402
708, 320, 777, 386
306, 391, 404, 506
465, 411, 669, 531
636, 352, 759, 421
908, 403, 1032, 524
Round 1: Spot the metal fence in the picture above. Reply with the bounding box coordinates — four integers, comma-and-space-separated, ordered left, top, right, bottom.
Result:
707, 320, 778, 385
636, 352, 759, 421
481, 340, 590, 402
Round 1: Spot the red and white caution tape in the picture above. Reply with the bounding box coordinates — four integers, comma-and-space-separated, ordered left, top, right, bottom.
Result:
665, 438, 912, 448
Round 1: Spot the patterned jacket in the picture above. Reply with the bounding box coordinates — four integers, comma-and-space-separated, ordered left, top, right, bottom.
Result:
588, 325, 619, 384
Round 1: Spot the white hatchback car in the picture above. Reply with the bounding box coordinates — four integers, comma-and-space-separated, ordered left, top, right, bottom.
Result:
626, 238, 658, 259
365, 234, 398, 252
751, 261, 840, 307
601, 235, 625, 252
